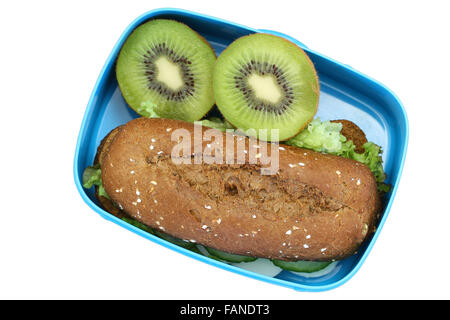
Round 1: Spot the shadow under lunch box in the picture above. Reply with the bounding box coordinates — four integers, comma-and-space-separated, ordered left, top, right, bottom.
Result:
73, 8, 409, 292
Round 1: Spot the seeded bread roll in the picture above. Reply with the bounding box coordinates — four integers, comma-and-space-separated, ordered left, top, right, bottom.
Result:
100, 118, 380, 261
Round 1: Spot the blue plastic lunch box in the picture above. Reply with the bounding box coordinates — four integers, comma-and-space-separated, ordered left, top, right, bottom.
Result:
73, 8, 408, 292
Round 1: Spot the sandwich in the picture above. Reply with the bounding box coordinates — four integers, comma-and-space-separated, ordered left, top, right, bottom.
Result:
82, 117, 386, 271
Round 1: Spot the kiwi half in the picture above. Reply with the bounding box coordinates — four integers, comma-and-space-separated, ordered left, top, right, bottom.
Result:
213, 33, 319, 141
116, 19, 216, 122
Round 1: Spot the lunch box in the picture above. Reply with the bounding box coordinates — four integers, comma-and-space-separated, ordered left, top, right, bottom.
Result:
73, 8, 408, 292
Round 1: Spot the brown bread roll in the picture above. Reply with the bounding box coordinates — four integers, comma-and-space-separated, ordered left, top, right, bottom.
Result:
100, 118, 380, 261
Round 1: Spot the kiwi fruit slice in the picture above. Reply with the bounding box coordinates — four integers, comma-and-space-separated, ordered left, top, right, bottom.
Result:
116, 19, 216, 122
213, 33, 319, 141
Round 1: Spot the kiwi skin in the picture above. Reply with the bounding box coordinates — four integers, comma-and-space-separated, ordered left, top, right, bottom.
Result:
213, 33, 320, 142
116, 19, 217, 122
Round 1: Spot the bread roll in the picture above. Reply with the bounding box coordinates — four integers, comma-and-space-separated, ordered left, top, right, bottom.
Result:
100, 118, 380, 261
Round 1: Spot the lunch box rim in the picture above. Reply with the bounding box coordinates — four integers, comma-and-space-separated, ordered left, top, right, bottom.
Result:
73, 7, 409, 292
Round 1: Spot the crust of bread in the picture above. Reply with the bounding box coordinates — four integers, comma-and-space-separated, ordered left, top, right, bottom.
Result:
98, 118, 380, 261
93, 126, 124, 218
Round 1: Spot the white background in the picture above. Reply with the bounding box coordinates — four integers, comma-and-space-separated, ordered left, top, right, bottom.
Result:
0, 0, 449, 300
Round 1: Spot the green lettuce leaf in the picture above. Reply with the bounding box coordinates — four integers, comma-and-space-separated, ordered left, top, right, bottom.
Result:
286, 118, 350, 154
351, 142, 386, 183
121, 217, 154, 234
135, 101, 160, 118
82, 164, 101, 188
198, 117, 234, 132
82, 164, 110, 199
377, 182, 391, 193
286, 118, 389, 191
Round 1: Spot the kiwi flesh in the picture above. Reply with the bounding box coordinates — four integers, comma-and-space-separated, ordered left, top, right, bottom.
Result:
116, 19, 216, 122
213, 33, 320, 141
